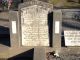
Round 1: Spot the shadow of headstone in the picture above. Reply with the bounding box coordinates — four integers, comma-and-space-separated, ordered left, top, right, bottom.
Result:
0, 26, 10, 47
48, 12, 53, 47
8, 49, 34, 60
61, 31, 65, 47
62, 21, 80, 30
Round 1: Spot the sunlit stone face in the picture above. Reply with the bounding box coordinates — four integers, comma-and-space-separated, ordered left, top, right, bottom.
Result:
21, 5, 49, 46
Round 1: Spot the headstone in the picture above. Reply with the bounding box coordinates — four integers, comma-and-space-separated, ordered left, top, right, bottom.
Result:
21, 5, 49, 46
62, 9, 80, 46
18, 0, 53, 46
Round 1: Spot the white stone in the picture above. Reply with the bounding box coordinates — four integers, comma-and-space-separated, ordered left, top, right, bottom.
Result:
21, 5, 49, 46
64, 31, 80, 46
55, 21, 60, 34
12, 21, 17, 34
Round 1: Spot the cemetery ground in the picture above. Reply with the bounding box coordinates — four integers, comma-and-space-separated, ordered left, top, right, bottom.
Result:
0, 1, 80, 59
0, 11, 80, 60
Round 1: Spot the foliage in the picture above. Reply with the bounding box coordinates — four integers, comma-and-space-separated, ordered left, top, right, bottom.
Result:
49, 0, 61, 4
2, 1, 8, 8
49, 0, 80, 7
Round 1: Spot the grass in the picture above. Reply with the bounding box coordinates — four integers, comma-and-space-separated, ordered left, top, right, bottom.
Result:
49, 0, 62, 4
49, 0, 80, 7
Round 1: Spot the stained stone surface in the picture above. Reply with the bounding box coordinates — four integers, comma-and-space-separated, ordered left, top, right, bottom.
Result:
21, 5, 49, 46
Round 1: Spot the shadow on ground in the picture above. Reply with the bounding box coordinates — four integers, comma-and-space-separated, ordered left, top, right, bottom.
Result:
0, 26, 10, 47
8, 49, 34, 60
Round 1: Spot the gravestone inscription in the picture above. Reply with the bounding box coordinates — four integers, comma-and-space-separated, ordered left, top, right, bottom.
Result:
19, 1, 53, 46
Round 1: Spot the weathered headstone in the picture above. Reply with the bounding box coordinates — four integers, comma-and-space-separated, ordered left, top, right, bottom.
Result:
19, 0, 53, 46
21, 6, 49, 46
9, 11, 19, 47
9, 0, 53, 47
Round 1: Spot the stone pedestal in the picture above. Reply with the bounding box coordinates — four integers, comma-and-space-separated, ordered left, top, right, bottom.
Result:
9, 11, 20, 47
34, 48, 46, 60
53, 9, 62, 51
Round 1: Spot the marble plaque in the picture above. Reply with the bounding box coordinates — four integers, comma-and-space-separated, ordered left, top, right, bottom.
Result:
12, 21, 17, 34
64, 31, 80, 46
21, 5, 49, 46
55, 21, 60, 34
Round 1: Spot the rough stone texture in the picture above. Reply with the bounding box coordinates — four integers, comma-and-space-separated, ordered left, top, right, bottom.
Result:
19, 0, 53, 11
53, 9, 62, 51
34, 48, 46, 60
18, 0, 53, 46
21, 5, 49, 46
0, 12, 9, 20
